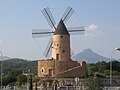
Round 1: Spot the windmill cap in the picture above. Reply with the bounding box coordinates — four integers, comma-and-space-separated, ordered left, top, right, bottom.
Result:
54, 19, 69, 35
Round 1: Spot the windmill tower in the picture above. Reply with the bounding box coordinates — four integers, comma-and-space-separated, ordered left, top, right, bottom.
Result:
52, 20, 70, 61
32, 7, 87, 78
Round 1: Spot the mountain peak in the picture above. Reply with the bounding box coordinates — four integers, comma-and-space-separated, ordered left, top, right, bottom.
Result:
72, 49, 109, 63
83, 48, 93, 52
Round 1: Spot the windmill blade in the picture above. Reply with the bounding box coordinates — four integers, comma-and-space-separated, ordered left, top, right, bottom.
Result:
43, 37, 53, 58
68, 26, 85, 35
32, 29, 54, 38
41, 7, 56, 30
61, 7, 75, 23
70, 48, 74, 56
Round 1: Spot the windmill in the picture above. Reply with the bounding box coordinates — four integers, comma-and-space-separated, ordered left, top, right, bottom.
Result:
32, 7, 85, 60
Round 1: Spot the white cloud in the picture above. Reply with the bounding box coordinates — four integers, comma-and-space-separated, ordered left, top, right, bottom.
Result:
113, 27, 120, 31
84, 24, 104, 37
87, 24, 98, 31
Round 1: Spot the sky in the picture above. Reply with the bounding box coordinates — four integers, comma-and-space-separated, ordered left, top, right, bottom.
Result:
0, 0, 120, 60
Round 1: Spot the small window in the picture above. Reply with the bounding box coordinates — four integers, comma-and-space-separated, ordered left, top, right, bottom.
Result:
41, 68, 44, 72
63, 50, 65, 53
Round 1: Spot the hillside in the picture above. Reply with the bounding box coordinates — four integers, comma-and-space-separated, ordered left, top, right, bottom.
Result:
72, 49, 110, 63
1, 58, 37, 74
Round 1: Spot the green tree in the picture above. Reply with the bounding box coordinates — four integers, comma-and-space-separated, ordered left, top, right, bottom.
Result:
2, 75, 17, 86
17, 74, 27, 85
33, 76, 40, 83
85, 77, 102, 90
8, 70, 22, 76
111, 61, 120, 72
112, 70, 120, 76
95, 61, 108, 73
87, 64, 96, 75
103, 70, 110, 76
2, 76, 10, 86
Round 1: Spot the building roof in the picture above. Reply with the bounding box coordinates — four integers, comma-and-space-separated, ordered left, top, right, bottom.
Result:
54, 19, 69, 35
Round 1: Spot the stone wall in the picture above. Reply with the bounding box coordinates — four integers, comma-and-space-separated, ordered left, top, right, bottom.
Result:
37, 60, 87, 78
37, 60, 54, 77
56, 61, 87, 78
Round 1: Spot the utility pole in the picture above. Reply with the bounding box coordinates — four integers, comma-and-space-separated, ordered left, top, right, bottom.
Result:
29, 70, 33, 90
110, 48, 120, 85
0, 51, 3, 90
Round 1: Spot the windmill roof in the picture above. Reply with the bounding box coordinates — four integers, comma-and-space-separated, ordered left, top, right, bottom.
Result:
54, 20, 69, 35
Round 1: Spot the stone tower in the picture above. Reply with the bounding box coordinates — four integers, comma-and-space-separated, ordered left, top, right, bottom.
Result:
52, 20, 70, 61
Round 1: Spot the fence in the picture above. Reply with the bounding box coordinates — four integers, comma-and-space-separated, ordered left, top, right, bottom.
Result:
1, 85, 120, 90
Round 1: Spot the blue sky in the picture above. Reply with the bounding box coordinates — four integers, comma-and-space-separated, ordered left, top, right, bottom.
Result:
0, 0, 120, 60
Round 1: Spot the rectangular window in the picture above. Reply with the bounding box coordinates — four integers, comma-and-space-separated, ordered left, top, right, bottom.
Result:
56, 54, 59, 60
49, 69, 53, 76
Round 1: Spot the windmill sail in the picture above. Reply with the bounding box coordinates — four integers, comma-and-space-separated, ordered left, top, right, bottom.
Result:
41, 7, 56, 30
68, 26, 85, 35
43, 37, 53, 58
70, 48, 74, 56
61, 7, 75, 23
32, 29, 54, 38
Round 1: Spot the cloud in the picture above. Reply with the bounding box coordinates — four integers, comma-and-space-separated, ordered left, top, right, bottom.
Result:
113, 27, 120, 31
84, 24, 104, 37
87, 24, 98, 31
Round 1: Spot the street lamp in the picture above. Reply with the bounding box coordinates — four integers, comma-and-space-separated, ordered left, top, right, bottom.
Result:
0, 51, 3, 90
115, 48, 120, 51
110, 48, 120, 85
